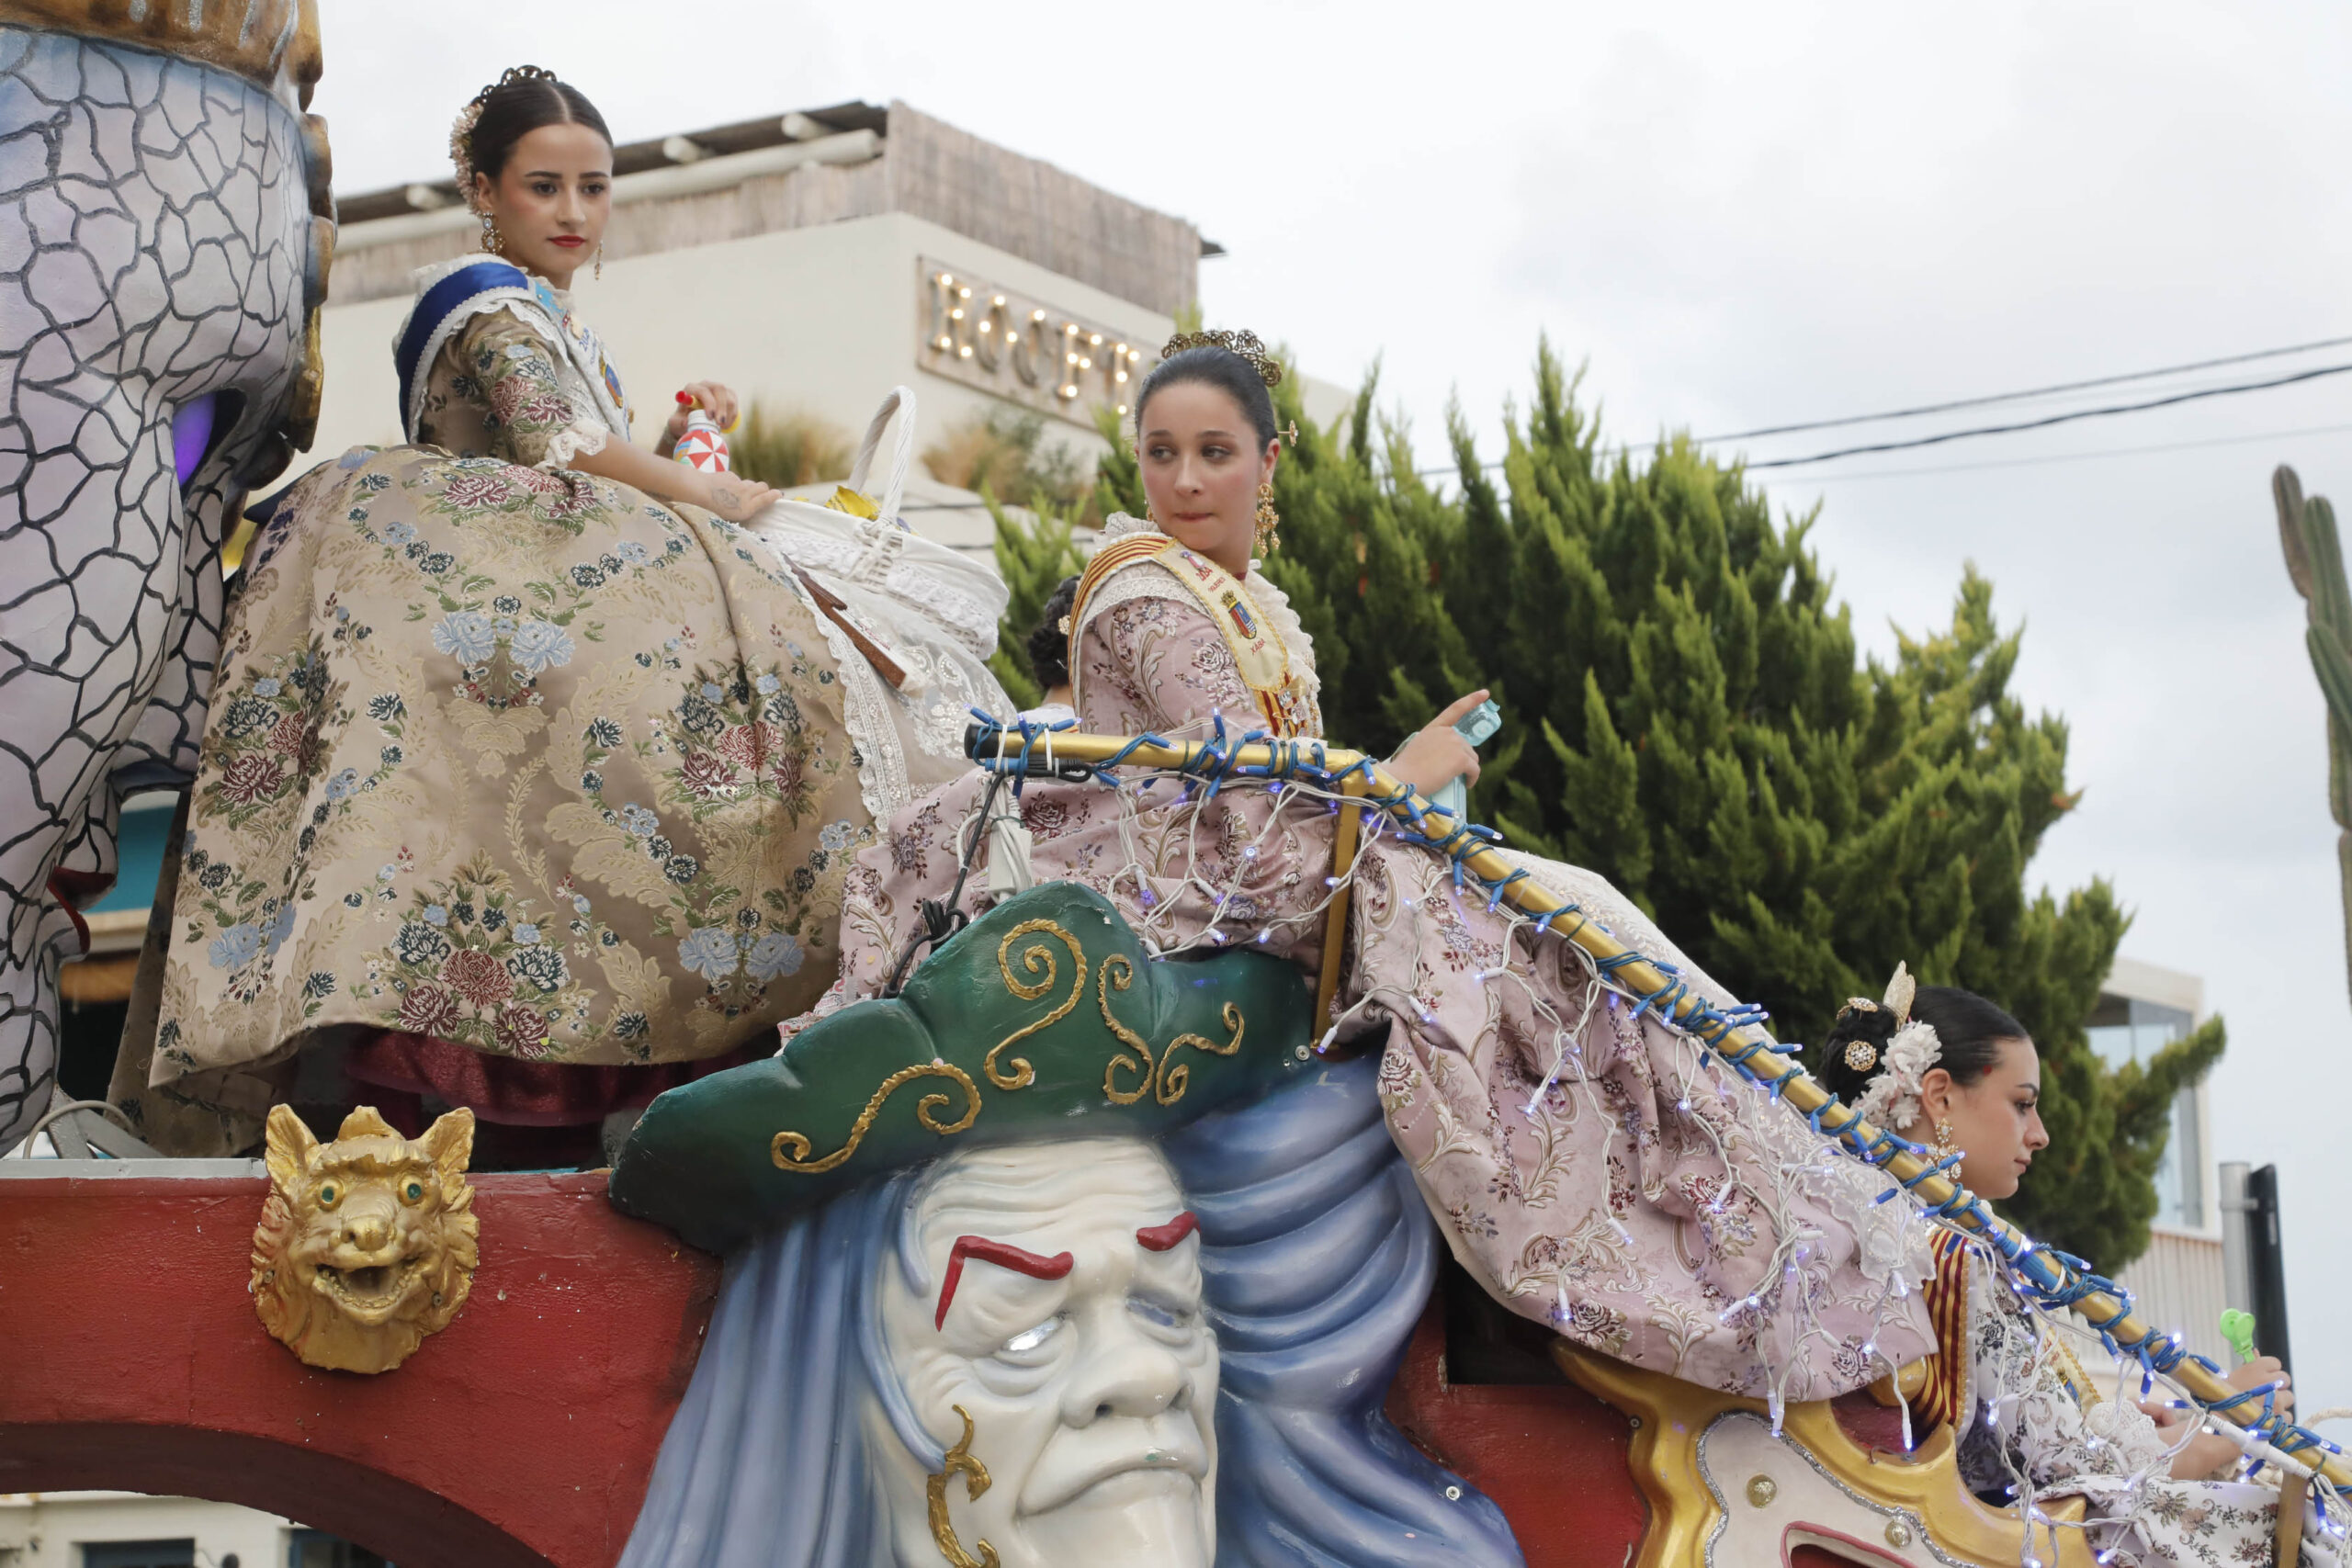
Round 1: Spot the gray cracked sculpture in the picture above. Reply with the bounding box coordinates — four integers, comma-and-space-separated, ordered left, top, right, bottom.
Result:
0, 1, 331, 1150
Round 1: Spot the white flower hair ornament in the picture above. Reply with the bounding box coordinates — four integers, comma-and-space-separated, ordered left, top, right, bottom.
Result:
449, 99, 487, 215
449, 65, 560, 218
1844, 962, 1945, 1134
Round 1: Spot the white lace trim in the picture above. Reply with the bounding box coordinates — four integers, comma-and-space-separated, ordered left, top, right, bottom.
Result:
536, 420, 608, 471
738, 531, 1005, 822
746, 527, 1001, 659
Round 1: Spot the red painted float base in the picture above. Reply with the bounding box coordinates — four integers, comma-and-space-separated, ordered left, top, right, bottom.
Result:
0, 1167, 1645, 1566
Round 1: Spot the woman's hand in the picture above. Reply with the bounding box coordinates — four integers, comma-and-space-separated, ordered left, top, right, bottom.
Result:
666, 381, 743, 442
699, 471, 780, 524
1387, 689, 1491, 800
2142, 1357, 2290, 1480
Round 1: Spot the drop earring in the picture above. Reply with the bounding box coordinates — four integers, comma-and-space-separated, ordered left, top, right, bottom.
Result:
594, 243, 603, 282
479, 214, 503, 255
1253, 482, 1280, 559
1932, 1118, 1957, 1157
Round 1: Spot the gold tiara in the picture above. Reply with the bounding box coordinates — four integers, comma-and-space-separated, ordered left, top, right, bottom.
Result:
1161, 329, 1282, 388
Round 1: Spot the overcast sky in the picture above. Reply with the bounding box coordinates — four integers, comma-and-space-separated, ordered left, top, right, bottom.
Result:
318, 1, 2352, 1402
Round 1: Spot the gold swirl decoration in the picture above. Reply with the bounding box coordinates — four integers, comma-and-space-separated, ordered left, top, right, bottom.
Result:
927, 1404, 1000, 1568
1099, 953, 1157, 1106
770, 917, 1250, 1174
1101, 958, 1244, 1107
769, 1062, 983, 1174
1159, 1002, 1244, 1107
985, 919, 1086, 1090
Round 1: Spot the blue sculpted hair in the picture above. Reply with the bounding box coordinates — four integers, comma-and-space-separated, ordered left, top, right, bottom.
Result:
616, 1055, 1524, 1567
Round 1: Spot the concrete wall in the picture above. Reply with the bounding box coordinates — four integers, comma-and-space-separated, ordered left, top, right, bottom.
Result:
0, 1491, 296, 1567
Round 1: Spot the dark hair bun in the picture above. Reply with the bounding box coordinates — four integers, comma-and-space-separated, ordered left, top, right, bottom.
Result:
1025, 575, 1080, 692
1813, 1001, 1902, 1105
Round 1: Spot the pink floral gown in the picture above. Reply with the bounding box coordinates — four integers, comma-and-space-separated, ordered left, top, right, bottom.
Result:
807, 516, 1938, 1399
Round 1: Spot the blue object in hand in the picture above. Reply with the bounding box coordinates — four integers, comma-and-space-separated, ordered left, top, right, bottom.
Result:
1430, 699, 1502, 825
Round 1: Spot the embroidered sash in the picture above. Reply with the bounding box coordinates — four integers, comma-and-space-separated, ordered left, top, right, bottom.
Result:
1068, 532, 1315, 737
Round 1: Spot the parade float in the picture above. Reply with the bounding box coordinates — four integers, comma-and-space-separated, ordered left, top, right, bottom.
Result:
0, 7, 2337, 1568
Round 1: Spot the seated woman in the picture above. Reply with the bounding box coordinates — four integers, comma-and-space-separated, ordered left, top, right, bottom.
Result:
150, 67, 1000, 1162
802, 328, 1941, 1401
1815, 980, 2302, 1567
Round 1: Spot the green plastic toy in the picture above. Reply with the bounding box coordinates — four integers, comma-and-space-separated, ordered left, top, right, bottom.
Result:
2222, 1307, 2258, 1364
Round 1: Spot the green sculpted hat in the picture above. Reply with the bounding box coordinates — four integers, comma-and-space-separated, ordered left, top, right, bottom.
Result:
608, 883, 1315, 1253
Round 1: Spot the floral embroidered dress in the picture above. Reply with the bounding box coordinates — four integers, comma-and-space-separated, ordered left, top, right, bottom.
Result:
803, 513, 1939, 1400
152, 259, 894, 1136
1917, 1228, 2316, 1568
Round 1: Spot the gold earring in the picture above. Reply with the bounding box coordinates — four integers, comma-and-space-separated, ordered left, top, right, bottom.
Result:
1253, 481, 1279, 558
480, 214, 503, 255
1932, 1118, 1956, 1157
594, 243, 603, 282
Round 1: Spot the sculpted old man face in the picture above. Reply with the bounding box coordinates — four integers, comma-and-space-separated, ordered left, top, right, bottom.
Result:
869, 1137, 1218, 1568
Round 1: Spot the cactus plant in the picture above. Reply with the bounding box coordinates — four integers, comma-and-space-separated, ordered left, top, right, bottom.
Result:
2272, 465, 2352, 1006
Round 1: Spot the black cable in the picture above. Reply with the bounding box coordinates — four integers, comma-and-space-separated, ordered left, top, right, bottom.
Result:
881, 770, 1005, 997
1741, 361, 2352, 469
1753, 419, 2352, 484
1697, 332, 2352, 443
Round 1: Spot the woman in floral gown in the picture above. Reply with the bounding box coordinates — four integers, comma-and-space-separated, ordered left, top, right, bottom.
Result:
149, 68, 999, 1160
1815, 985, 2313, 1568
804, 330, 1941, 1400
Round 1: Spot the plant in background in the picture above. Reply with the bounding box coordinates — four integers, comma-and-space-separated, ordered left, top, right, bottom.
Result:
924, 407, 1099, 522
985, 498, 1087, 710
2273, 465, 2352, 1010
728, 405, 853, 490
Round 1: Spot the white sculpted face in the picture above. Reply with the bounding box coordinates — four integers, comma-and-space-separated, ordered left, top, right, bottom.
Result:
869, 1138, 1218, 1568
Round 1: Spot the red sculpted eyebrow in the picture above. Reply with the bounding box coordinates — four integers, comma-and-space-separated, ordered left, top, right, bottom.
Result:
935, 1235, 1074, 1330
1136, 1212, 1199, 1251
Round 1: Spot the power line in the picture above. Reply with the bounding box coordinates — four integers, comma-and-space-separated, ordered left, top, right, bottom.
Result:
1748, 419, 2352, 484
1739, 361, 2352, 468
1695, 333, 2352, 443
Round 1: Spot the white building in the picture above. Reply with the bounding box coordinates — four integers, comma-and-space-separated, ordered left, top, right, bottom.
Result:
0, 1492, 377, 1567
2092, 955, 2229, 1364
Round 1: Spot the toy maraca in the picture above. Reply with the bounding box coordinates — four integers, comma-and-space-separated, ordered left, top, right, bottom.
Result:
671, 390, 731, 474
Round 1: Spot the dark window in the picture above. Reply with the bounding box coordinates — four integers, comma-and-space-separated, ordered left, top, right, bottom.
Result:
82, 1543, 196, 1568
287, 1531, 390, 1568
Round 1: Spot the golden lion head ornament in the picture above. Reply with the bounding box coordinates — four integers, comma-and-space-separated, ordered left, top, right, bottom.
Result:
251, 1103, 480, 1373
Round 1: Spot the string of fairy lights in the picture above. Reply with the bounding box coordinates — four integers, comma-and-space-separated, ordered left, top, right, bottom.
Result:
958, 707, 2348, 1566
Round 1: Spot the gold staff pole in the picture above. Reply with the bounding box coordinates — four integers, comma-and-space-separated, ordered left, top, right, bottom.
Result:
971, 722, 2346, 1492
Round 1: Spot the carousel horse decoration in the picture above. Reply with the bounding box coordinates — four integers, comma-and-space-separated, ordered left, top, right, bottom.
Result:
606, 880, 1528, 1568
0, 0, 335, 1152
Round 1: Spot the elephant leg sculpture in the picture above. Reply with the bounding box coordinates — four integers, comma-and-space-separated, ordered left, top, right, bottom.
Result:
0, 6, 329, 1150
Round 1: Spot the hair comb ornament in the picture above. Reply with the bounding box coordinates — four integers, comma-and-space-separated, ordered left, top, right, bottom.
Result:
1835, 964, 1918, 1073
1848, 961, 1944, 1131
1161, 328, 1283, 388
450, 64, 561, 212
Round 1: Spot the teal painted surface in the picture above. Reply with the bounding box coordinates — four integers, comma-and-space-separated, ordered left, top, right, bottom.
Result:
90, 796, 174, 914
609, 882, 1317, 1255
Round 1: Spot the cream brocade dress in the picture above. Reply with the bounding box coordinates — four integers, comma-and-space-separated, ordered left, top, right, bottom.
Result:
153, 294, 884, 1120
804, 513, 1941, 1401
